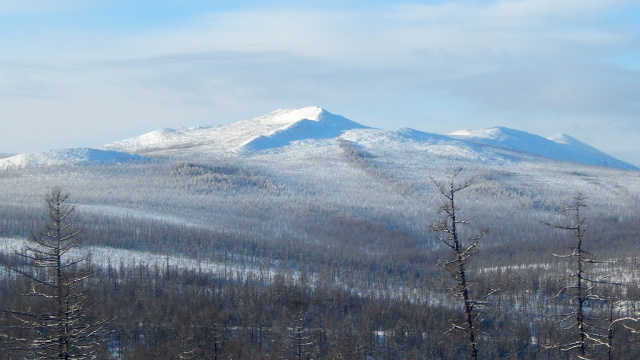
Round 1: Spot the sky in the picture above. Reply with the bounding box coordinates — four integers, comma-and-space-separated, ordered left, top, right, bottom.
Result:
1, 0, 639, 166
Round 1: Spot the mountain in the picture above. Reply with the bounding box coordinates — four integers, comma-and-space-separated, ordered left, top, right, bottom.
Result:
238, 107, 368, 152
449, 126, 638, 171
99, 106, 637, 171
2, 107, 635, 171
102, 106, 367, 154
0, 148, 148, 169
1, 107, 639, 343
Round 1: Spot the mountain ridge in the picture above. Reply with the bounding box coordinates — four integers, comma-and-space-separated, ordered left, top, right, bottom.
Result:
449, 126, 637, 171
2, 107, 637, 171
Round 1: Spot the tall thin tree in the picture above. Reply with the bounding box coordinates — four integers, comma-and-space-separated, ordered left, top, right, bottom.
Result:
430, 168, 491, 360
6, 188, 104, 359
546, 193, 613, 359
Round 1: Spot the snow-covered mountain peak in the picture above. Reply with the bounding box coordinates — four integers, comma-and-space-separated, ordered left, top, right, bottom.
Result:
97, 108, 636, 171
238, 106, 364, 131
237, 107, 368, 152
103, 106, 368, 154
251, 106, 326, 125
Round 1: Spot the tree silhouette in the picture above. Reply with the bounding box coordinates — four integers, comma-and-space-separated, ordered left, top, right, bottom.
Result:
6, 188, 104, 359
430, 168, 492, 360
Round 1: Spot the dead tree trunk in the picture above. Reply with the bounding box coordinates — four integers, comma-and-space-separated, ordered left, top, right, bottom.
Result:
546, 193, 610, 359
430, 168, 491, 360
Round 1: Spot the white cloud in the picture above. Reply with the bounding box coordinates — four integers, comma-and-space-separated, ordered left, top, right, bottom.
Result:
0, 1, 639, 166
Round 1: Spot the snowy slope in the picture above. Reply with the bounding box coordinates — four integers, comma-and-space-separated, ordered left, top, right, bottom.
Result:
239, 107, 367, 152
0, 148, 148, 169
339, 128, 508, 163
102, 106, 367, 154
101, 126, 223, 153
6, 107, 634, 171
100, 106, 638, 171
450, 127, 638, 171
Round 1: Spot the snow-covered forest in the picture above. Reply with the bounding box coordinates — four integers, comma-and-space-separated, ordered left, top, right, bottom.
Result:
0, 107, 639, 359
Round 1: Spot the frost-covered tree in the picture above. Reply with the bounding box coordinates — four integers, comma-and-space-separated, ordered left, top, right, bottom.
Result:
6, 188, 104, 359
430, 168, 491, 360
546, 193, 615, 359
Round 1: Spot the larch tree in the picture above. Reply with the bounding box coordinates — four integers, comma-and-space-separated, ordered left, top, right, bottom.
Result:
6, 188, 104, 359
429, 168, 492, 360
287, 296, 316, 360
546, 193, 614, 359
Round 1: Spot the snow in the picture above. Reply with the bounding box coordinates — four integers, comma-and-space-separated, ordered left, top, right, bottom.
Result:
0, 237, 275, 283
0, 109, 639, 304
450, 126, 638, 171
239, 109, 367, 152
2, 107, 637, 171
0, 148, 148, 169
450, 127, 506, 139
102, 106, 367, 155
250, 106, 327, 124
547, 133, 601, 153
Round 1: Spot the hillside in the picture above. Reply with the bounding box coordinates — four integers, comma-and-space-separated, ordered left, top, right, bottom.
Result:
100, 106, 637, 171
2, 107, 635, 172
0, 148, 148, 169
101, 106, 367, 155
450, 126, 638, 170
0, 107, 637, 255
1, 107, 639, 359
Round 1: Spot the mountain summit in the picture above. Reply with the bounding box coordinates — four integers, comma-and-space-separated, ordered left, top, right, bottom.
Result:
237, 107, 368, 152
99, 107, 639, 171
3, 107, 636, 171
103, 106, 367, 154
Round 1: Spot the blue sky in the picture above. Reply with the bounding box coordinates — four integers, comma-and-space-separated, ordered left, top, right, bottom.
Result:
1, 0, 639, 165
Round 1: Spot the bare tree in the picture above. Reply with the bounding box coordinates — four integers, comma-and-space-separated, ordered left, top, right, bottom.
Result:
430, 168, 491, 360
6, 188, 104, 359
289, 313, 315, 360
546, 193, 617, 359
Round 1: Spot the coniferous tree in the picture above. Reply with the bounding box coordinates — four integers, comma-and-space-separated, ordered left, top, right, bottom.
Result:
5, 188, 104, 359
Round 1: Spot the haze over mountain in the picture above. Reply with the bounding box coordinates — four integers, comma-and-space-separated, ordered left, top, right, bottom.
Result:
1, 106, 636, 171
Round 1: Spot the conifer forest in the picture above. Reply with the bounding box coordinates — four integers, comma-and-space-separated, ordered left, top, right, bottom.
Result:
0, 135, 639, 359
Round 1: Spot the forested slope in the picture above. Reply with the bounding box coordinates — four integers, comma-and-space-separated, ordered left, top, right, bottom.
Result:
0, 108, 639, 358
